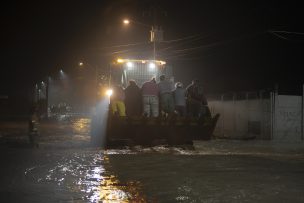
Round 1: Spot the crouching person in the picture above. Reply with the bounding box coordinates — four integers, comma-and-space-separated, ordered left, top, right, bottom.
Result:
28, 103, 40, 148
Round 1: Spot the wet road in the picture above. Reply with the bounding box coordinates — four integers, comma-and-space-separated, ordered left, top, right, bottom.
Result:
1, 118, 304, 202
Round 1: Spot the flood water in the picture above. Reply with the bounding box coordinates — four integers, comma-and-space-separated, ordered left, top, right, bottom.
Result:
1, 117, 304, 202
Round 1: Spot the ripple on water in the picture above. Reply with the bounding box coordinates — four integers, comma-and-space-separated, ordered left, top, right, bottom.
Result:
24, 151, 148, 202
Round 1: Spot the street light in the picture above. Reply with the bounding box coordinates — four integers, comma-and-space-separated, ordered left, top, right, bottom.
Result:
123, 19, 130, 25
78, 61, 98, 86
122, 18, 163, 61
123, 18, 151, 28
78, 61, 99, 102
33, 76, 49, 118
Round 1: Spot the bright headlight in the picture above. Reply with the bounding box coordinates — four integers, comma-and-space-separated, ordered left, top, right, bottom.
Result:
149, 63, 156, 71
106, 89, 113, 97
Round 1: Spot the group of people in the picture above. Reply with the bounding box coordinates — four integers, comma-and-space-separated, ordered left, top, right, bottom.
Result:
110, 75, 210, 118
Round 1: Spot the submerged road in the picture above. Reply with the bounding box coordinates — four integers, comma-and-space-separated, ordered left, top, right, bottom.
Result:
0, 117, 304, 202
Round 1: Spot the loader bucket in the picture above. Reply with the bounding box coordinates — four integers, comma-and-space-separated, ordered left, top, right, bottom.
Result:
103, 113, 220, 148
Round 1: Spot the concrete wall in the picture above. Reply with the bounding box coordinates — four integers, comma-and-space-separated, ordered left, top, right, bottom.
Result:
209, 93, 304, 142
273, 95, 302, 141
209, 97, 271, 140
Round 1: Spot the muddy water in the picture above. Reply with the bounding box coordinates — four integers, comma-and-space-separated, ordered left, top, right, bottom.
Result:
1, 118, 304, 202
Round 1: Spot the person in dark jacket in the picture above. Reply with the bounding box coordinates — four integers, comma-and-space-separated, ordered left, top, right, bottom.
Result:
186, 79, 209, 118
158, 74, 175, 116
174, 82, 187, 116
124, 80, 142, 117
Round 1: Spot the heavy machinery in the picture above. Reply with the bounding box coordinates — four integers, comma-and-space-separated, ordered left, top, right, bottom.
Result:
99, 58, 219, 147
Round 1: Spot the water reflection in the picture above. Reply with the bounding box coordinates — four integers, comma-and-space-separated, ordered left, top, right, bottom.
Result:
26, 152, 147, 202
99, 176, 147, 203
72, 118, 91, 135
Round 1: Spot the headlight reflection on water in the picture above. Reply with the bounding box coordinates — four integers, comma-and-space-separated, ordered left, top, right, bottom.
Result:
83, 156, 145, 203
31, 152, 147, 202
72, 118, 90, 134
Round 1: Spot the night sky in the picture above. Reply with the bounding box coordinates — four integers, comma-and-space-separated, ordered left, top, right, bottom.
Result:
1, 0, 304, 97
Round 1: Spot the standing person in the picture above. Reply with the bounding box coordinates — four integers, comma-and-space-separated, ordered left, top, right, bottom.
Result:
124, 80, 142, 117
186, 79, 208, 118
28, 103, 40, 148
174, 82, 187, 116
141, 77, 159, 117
110, 85, 126, 116
158, 75, 175, 116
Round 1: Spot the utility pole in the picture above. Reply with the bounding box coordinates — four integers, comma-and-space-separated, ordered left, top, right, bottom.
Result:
150, 26, 163, 61
124, 18, 163, 61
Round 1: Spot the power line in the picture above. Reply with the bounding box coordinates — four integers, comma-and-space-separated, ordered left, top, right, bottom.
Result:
96, 41, 150, 50
158, 35, 209, 52
161, 33, 207, 43
268, 30, 304, 42
269, 31, 289, 40
157, 31, 268, 60
95, 33, 208, 52
270, 30, 304, 35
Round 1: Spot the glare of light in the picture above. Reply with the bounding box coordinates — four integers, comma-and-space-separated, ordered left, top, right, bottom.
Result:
106, 89, 113, 97
149, 63, 156, 71
141, 60, 146, 64
123, 19, 130, 25
79, 62, 84, 66
160, 61, 166, 65
117, 58, 124, 63
41, 81, 45, 85
126, 62, 133, 70
59, 69, 67, 80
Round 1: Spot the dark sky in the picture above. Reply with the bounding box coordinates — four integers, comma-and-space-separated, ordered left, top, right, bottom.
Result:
1, 0, 304, 97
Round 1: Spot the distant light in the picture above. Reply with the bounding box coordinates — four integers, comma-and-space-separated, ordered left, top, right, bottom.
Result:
123, 19, 130, 25
79, 62, 84, 66
117, 58, 124, 63
41, 81, 45, 85
149, 63, 156, 71
141, 60, 146, 64
106, 89, 113, 97
59, 69, 66, 79
126, 62, 133, 70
